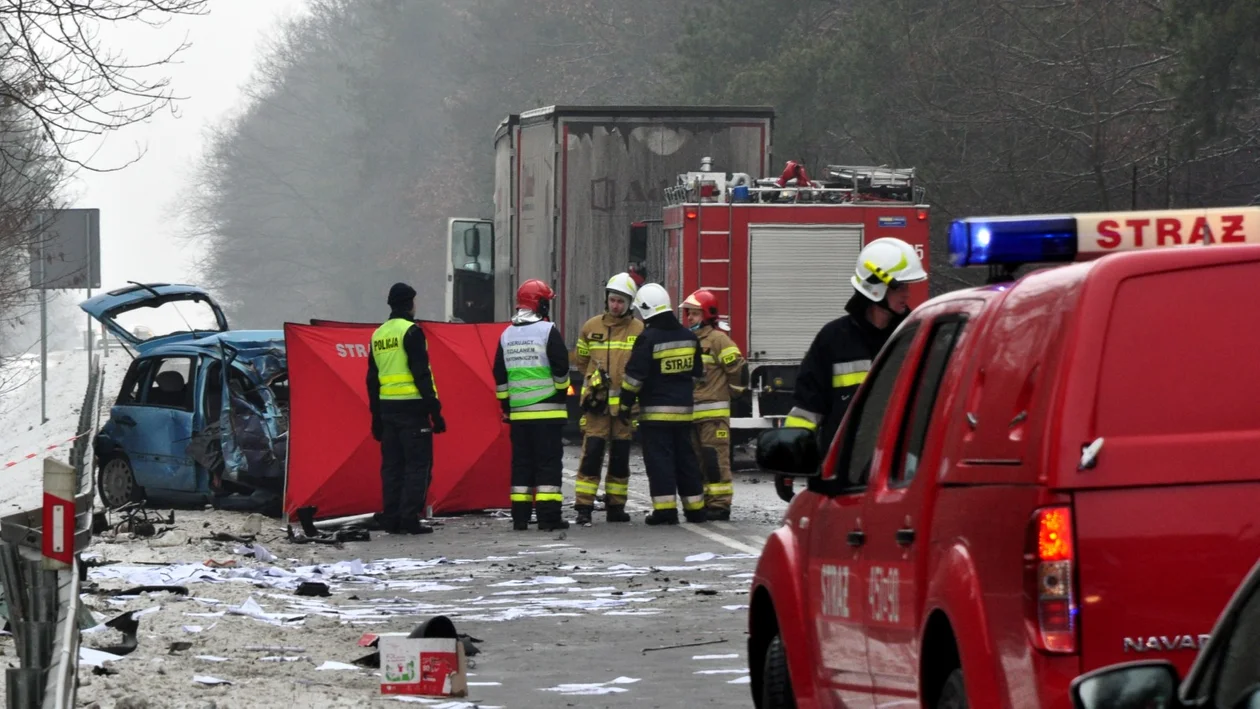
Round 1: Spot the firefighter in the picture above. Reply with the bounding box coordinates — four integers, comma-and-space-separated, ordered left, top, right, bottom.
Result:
619, 283, 707, 525
786, 237, 927, 453
681, 289, 747, 521
573, 272, 644, 526
493, 279, 571, 532
367, 282, 446, 535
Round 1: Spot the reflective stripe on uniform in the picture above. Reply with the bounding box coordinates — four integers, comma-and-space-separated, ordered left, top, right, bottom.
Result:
681, 495, 706, 511
651, 495, 676, 510
574, 480, 599, 495
705, 482, 734, 496
535, 485, 563, 502
718, 346, 741, 364
584, 341, 634, 351
693, 401, 731, 420
622, 374, 643, 393
604, 482, 628, 496
495, 382, 510, 400
640, 405, 693, 422
510, 485, 532, 503
785, 406, 821, 431
832, 359, 871, 388
652, 340, 695, 359
509, 402, 568, 421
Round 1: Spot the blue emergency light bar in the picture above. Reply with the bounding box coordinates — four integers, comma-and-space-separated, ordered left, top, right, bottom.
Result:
948, 215, 1079, 267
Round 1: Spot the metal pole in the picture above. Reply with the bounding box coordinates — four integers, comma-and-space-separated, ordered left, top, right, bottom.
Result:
38, 212, 47, 425
85, 211, 92, 365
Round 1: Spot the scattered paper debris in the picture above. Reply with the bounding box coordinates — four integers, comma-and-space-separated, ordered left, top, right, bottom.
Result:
693, 653, 740, 660
227, 596, 306, 626
192, 675, 232, 685
685, 552, 717, 562
194, 656, 229, 662
78, 647, 125, 668
728, 675, 752, 684
315, 661, 361, 671
540, 676, 640, 696
723, 604, 750, 611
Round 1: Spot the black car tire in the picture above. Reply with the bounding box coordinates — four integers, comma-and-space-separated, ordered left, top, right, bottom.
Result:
761, 634, 796, 709
98, 454, 144, 508
936, 667, 968, 709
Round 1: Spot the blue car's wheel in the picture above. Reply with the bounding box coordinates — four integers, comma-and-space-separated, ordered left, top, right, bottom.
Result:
98, 454, 144, 508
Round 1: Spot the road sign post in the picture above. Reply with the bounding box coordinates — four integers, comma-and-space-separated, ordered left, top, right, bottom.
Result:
28, 208, 100, 427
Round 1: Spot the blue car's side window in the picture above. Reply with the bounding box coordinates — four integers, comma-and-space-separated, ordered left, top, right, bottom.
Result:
117, 359, 155, 406
140, 357, 196, 411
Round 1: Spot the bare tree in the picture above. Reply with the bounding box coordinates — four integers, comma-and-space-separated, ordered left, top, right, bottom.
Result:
0, 0, 210, 387
0, 0, 209, 169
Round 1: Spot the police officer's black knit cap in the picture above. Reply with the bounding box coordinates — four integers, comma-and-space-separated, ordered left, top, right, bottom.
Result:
387, 282, 416, 306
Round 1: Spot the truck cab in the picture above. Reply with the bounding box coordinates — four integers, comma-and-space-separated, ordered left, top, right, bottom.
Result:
748, 206, 1260, 709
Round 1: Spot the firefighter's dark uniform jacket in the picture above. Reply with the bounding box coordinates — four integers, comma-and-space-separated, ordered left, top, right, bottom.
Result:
366, 312, 439, 420
620, 312, 704, 422
787, 293, 905, 453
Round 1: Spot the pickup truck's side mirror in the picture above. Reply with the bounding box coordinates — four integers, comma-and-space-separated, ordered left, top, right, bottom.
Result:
1069, 660, 1181, 709
756, 427, 820, 477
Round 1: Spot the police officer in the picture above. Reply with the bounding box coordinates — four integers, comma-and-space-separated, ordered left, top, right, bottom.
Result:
786, 237, 927, 453
619, 283, 707, 526
681, 289, 747, 521
573, 272, 643, 526
493, 279, 571, 532
367, 282, 445, 535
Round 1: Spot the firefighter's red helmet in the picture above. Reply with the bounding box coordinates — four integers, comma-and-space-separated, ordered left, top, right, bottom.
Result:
682, 289, 720, 321
516, 279, 555, 313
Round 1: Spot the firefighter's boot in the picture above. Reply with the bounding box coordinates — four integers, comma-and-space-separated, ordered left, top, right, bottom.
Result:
539, 518, 570, 532
644, 509, 679, 526
605, 505, 630, 523
707, 507, 731, 522
575, 507, 593, 527
684, 508, 709, 524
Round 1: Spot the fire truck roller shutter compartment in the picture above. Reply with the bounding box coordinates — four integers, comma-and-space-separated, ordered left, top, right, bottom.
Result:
749, 224, 864, 360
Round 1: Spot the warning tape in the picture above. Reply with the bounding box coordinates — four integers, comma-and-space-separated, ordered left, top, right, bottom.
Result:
2, 433, 88, 469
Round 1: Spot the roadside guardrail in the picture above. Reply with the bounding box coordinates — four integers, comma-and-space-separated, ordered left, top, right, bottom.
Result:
1, 354, 101, 709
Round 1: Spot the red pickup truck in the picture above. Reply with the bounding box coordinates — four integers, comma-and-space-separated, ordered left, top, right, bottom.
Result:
748, 207, 1260, 709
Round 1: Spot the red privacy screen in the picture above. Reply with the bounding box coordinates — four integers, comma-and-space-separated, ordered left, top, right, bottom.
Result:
283, 319, 510, 521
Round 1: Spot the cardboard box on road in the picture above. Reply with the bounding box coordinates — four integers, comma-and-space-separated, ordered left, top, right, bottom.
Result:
379, 636, 467, 697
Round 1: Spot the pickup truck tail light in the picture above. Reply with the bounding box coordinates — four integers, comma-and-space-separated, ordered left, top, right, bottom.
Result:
1024, 505, 1077, 653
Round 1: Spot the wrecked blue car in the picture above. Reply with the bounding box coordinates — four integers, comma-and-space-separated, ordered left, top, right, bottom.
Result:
80, 283, 289, 509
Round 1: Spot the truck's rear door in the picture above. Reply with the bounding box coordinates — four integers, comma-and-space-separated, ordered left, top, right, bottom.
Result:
1054, 248, 1260, 675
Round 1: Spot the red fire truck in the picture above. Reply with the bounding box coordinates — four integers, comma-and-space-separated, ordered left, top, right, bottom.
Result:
648, 160, 932, 440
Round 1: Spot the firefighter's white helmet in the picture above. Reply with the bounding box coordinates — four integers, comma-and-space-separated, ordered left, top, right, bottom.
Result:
605, 272, 638, 301
851, 237, 928, 302
634, 283, 673, 320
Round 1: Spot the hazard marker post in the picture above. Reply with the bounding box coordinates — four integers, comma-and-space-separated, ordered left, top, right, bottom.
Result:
41, 457, 76, 570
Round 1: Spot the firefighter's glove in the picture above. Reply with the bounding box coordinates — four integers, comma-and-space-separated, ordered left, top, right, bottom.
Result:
430, 411, 447, 435
371, 417, 383, 442
617, 405, 633, 426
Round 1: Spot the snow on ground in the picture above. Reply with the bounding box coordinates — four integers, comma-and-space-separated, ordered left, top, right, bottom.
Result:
0, 346, 130, 514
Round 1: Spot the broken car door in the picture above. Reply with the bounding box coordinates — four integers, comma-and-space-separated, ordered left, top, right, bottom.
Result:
124, 355, 200, 492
